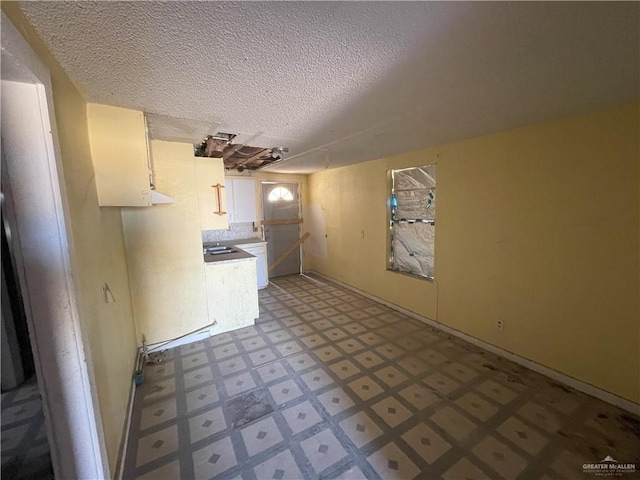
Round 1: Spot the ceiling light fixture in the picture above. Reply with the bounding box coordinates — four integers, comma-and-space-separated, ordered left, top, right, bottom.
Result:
271, 146, 289, 158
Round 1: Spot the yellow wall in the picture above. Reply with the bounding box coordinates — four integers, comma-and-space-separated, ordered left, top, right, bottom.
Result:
122, 141, 211, 345
2, 4, 138, 475
123, 153, 307, 346
307, 102, 640, 403
226, 171, 310, 262
252, 171, 309, 225
225, 171, 309, 223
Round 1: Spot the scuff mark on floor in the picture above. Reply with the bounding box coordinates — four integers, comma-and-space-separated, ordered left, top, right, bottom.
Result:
618, 413, 640, 437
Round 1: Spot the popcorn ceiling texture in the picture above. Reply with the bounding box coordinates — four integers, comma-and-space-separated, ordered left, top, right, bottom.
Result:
19, 2, 639, 173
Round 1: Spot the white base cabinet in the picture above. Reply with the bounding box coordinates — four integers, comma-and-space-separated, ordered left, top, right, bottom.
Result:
240, 242, 268, 289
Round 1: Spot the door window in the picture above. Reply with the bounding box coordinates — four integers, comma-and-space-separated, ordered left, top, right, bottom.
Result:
267, 186, 294, 202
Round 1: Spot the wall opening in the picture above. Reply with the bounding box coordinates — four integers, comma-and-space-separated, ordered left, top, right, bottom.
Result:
389, 165, 436, 279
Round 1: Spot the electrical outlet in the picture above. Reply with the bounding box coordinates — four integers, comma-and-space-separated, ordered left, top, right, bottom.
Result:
496, 320, 504, 331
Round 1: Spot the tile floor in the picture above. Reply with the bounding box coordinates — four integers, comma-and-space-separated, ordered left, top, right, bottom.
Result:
1, 377, 54, 480
123, 274, 640, 480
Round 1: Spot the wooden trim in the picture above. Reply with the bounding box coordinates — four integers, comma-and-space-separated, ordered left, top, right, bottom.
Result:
261, 218, 303, 226
269, 232, 310, 272
222, 144, 244, 160
115, 377, 135, 480
236, 148, 269, 167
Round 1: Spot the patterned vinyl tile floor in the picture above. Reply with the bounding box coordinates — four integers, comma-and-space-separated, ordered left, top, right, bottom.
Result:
1, 377, 54, 480
123, 274, 640, 480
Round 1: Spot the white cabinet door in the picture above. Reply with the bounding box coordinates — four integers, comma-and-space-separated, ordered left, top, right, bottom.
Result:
87, 104, 152, 206
226, 178, 256, 224
254, 248, 268, 289
242, 243, 268, 289
233, 178, 257, 223
225, 179, 236, 223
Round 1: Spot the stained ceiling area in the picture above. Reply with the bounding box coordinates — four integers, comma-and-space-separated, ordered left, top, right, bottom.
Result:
18, 1, 639, 173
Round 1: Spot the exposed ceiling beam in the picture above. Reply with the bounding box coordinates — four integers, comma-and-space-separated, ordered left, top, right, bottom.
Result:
222, 144, 244, 159
235, 148, 270, 167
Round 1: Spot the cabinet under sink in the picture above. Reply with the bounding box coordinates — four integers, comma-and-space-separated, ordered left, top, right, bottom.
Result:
204, 253, 259, 335
203, 239, 268, 289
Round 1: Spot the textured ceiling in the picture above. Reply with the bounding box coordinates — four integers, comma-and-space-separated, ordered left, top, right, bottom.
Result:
19, 1, 639, 173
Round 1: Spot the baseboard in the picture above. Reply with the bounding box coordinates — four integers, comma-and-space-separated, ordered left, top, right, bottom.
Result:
114, 378, 136, 480
305, 271, 640, 415
146, 327, 212, 352
211, 320, 256, 337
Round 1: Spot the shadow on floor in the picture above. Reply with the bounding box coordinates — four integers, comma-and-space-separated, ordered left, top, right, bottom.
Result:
1, 377, 54, 480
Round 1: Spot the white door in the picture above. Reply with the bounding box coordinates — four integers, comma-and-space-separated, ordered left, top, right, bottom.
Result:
262, 183, 300, 278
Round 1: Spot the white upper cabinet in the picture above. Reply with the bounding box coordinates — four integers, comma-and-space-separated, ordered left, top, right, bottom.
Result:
225, 178, 257, 224
196, 157, 229, 230
87, 103, 153, 207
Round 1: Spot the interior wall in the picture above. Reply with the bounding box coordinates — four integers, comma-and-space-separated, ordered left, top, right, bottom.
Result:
123, 162, 311, 346
251, 171, 309, 225
122, 140, 210, 345
225, 171, 309, 223
225, 170, 310, 262
307, 102, 639, 404
2, 4, 138, 474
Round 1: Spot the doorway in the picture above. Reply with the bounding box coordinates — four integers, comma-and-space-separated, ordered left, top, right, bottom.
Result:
262, 182, 301, 277
1, 211, 35, 388
1, 204, 53, 480
2, 166, 55, 477
1, 12, 109, 479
